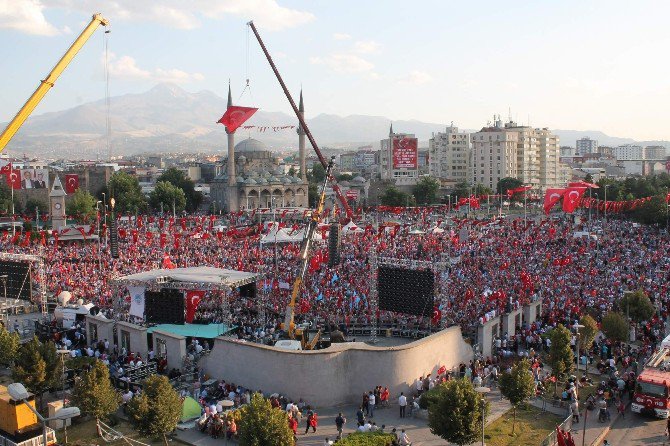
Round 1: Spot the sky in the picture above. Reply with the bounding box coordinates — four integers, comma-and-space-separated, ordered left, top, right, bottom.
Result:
0, 0, 669, 141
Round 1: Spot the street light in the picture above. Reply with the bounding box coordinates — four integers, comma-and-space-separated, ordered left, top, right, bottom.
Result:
475, 386, 490, 446
603, 185, 610, 224
572, 323, 585, 374
8, 383, 81, 446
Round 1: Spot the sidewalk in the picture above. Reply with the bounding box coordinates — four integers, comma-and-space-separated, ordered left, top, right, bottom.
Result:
175, 389, 511, 446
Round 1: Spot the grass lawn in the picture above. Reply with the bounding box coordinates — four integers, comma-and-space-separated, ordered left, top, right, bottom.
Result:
58, 417, 165, 446
485, 404, 563, 446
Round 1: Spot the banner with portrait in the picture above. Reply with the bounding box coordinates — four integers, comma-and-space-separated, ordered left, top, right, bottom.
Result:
19, 168, 49, 190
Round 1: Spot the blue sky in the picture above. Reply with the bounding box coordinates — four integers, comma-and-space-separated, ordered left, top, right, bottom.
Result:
1, 0, 669, 140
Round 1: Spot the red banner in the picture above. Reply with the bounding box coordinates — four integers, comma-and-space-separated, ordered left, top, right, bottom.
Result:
65, 174, 79, 194
543, 188, 566, 215
392, 137, 418, 169
185, 290, 205, 323
217, 106, 258, 133
6, 169, 20, 190
562, 187, 587, 213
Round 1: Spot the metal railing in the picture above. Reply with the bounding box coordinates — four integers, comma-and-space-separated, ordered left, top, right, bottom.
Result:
539, 414, 572, 446
0, 428, 56, 446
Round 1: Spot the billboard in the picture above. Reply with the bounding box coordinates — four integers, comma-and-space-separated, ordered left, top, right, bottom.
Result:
18, 168, 49, 190
392, 137, 418, 169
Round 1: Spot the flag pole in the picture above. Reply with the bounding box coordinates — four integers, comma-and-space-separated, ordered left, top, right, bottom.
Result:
11, 185, 14, 237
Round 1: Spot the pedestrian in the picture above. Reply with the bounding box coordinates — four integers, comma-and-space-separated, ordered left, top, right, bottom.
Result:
368, 390, 376, 418
335, 412, 346, 439
304, 410, 317, 434
399, 429, 411, 446
570, 400, 579, 424
399, 392, 407, 418
356, 405, 365, 425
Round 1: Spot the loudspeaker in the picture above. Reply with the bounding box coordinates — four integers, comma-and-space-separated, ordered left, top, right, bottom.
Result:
110, 218, 119, 259
240, 282, 257, 299
328, 223, 341, 267
145, 289, 184, 324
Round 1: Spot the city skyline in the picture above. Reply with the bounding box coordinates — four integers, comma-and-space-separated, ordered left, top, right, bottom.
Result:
1, 0, 669, 141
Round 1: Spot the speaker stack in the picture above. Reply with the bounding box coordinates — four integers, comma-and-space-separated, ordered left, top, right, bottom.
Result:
328, 223, 341, 267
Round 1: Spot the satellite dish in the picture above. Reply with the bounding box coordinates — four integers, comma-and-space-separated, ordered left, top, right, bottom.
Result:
57, 291, 72, 306
76, 298, 84, 306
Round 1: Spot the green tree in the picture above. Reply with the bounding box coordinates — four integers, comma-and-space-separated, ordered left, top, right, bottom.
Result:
104, 171, 147, 214
601, 312, 629, 342
66, 189, 97, 222
380, 187, 415, 207
496, 177, 523, 196
631, 195, 668, 225
548, 324, 574, 383
127, 375, 181, 445
499, 358, 536, 434
25, 198, 48, 214
149, 181, 186, 214
39, 340, 63, 395
427, 379, 488, 446
12, 337, 47, 396
72, 361, 120, 424
310, 163, 326, 184
619, 289, 655, 323
287, 166, 296, 177
0, 324, 20, 366
0, 182, 20, 214
238, 393, 294, 446
308, 183, 318, 208
452, 181, 471, 199
336, 173, 354, 181
578, 314, 598, 352
473, 183, 494, 197
412, 176, 440, 205
584, 173, 594, 184
156, 168, 202, 212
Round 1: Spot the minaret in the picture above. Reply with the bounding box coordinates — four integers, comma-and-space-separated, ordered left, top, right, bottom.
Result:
226, 82, 238, 211
389, 122, 394, 137
50, 175, 67, 231
298, 89, 307, 181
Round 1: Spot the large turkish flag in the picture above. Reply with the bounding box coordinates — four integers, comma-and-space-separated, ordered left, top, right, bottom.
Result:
217, 106, 258, 133
543, 188, 566, 215
562, 187, 587, 213
6, 169, 20, 190
65, 174, 79, 194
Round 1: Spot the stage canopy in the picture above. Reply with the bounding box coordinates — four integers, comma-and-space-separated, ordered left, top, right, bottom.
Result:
116, 266, 260, 289
260, 227, 322, 244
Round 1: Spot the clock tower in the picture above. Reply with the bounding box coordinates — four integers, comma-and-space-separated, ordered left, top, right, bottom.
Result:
50, 175, 67, 231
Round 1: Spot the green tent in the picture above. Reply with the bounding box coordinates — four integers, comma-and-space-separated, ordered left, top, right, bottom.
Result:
181, 396, 202, 422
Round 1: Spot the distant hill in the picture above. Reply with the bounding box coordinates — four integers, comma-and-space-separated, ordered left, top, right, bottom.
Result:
3, 83, 669, 158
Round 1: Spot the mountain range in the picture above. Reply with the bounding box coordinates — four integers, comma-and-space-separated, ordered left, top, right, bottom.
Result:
3, 83, 669, 159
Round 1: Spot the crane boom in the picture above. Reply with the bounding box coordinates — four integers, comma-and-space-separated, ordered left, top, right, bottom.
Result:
0, 13, 109, 153
246, 21, 354, 220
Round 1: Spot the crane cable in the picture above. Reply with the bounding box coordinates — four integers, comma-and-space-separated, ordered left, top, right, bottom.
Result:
238, 24, 252, 102
103, 26, 112, 161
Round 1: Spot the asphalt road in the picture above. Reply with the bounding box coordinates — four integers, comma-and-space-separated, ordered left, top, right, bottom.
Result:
604, 412, 668, 445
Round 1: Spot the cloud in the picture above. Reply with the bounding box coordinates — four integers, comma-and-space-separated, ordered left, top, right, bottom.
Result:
398, 70, 433, 85
310, 53, 374, 74
0, 0, 60, 35
106, 53, 204, 83
44, 0, 313, 31
333, 32, 351, 41
353, 40, 381, 54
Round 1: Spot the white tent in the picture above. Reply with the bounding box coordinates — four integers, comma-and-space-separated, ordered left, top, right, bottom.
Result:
430, 226, 445, 234
341, 221, 364, 234
408, 228, 425, 235
260, 227, 323, 244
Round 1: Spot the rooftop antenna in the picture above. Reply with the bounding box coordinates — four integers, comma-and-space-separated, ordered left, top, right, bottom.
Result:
508, 107, 512, 123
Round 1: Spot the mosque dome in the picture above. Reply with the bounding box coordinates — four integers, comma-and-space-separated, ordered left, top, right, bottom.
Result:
353, 176, 366, 184
235, 138, 267, 153
257, 178, 268, 184
245, 178, 257, 185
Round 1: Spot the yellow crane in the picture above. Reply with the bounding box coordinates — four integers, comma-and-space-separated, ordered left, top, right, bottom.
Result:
0, 13, 109, 153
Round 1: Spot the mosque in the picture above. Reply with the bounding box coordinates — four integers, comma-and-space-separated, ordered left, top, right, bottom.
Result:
210, 87, 309, 212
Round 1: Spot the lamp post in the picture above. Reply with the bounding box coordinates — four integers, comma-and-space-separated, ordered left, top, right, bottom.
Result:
475, 386, 490, 446
603, 185, 610, 224
573, 323, 584, 374
8, 383, 81, 446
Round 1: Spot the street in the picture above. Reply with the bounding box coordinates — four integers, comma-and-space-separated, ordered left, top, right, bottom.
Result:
604, 412, 668, 445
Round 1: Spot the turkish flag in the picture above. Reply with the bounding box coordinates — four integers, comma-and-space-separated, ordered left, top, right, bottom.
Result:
217, 106, 258, 133
562, 187, 586, 213
431, 307, 442, 325
65, 174, 79, 194
543, 188, 566, 214
162, 253, 176, 269
6, 169, 20, 190
185, 290, 205, 323
0, 160, 12, 176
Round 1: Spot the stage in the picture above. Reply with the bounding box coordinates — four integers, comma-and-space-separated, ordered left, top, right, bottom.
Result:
146, 323, 236, 339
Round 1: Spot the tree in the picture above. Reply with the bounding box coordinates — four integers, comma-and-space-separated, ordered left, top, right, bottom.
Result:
601, 312, 629, 343
25, 198, 48, 214
149, 181, 186, 214
548, 324, 574, 383
287, 166, 296, 177
380, 187, 415, 207
127, 375, 181, 445
0, 182, 20, 214
0, 324, 19, 366
496, 177, 523, 196
39, 340, 63, 396
104, 171, 147, 214
427, 379, 488, 446
308, 183, 318, 208
156, 168, 202, 212
578, 314, 598, 352
72, 361, 120, 424
631, 195, 668, 225
584, 173, 594, 184
12, 337, 47, 396
452, 181, 471, 199
473, 183, 494, 197
412, 176, 440, 205
336, 173, 354, 181
66, 189, 97, 222
619, 289, 655, 323
310, 163, 326, 184
499, 358, 535, 434
238, 393, 294, 446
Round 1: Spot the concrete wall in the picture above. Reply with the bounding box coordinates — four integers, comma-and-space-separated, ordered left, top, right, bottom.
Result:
522, 299, 542, 327
152, 329, 186, 371
477, 316, 500, 360
202, 326, 473, 407
501, 308, 522, 338
84, 315, 114, 347
116, 321, 148, 359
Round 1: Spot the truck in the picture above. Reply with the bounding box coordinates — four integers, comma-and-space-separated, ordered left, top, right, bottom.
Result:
631, 345, 670, 418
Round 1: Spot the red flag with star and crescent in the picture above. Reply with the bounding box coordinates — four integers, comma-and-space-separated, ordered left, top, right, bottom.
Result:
562, 187, 587, 213
184, 290, 205, 323
65, 174, 79, 194
217, 106, 258, 133
543, 188, 566, 215
6, 169, 20, 190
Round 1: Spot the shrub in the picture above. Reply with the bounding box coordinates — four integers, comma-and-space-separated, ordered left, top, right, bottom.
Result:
419, 387, 440, 409
338, 431, 395, 446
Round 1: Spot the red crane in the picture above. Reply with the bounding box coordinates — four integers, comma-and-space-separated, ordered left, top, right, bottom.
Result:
247, 21, 354, 220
